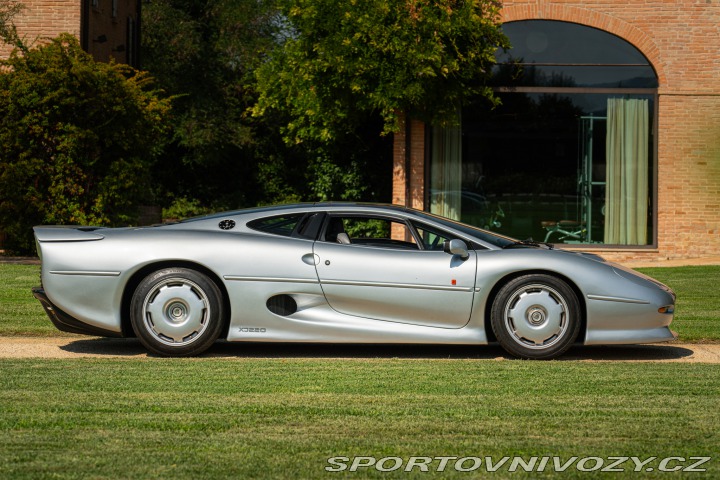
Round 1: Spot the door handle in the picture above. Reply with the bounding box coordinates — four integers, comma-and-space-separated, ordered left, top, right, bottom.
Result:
302, 253, 320, 265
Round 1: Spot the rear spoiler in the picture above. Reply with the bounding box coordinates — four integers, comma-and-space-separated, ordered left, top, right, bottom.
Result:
33, 226, 105, 242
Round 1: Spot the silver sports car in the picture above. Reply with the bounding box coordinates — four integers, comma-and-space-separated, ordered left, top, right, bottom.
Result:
32, 203, 676, 359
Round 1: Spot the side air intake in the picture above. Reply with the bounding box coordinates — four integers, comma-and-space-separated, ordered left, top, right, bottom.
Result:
266, 295, 298, 316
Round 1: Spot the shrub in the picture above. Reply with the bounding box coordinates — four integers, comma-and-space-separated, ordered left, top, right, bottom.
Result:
161, 196, 212, 221
0, 34, 172, 254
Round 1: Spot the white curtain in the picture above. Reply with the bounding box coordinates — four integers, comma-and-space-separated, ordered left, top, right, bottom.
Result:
430, 116, 463, 221
604, 98, 649, 244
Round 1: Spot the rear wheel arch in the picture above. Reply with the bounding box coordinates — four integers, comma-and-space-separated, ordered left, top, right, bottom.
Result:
121, 261, 231, 339
483, 270, 586, 345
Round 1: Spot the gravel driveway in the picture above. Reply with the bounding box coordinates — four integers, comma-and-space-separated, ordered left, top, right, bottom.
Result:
1, 336, 719, 362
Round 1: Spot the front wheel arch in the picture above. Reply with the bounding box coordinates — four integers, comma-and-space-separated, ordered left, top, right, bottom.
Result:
121, 261, 230, 339
483, 270, 586, 345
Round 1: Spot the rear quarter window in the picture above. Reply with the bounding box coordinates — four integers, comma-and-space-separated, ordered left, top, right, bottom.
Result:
247, 213, 305, 237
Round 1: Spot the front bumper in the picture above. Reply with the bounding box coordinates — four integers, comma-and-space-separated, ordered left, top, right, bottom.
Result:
585, 326, 678, 345
32, 287, 122, 338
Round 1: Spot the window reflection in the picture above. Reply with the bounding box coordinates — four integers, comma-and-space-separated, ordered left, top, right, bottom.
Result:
493, 21, 658, 89
497, 21, 653, 66
491, 64, 657, 88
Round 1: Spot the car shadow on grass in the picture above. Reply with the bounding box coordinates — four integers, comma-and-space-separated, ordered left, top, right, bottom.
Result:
59, 338, 696, 361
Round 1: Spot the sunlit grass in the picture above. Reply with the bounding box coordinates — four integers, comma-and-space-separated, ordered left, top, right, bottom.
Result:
637, 266, 720, 342
1, 264, 718, 478
0, 359, 718, 479
0, 265, 58, 336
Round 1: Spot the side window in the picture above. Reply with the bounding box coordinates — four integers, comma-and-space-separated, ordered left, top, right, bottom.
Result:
324, 216, 419, 250
412, 222, 452, 251
247, 213, 305, 237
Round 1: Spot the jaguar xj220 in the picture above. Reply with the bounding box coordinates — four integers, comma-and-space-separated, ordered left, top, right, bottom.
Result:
32, 203, 676, 359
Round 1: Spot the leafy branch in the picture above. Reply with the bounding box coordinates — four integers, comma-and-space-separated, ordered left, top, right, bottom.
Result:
0, 0, 28, 53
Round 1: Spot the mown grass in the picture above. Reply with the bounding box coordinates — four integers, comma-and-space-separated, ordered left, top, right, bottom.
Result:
0, 264, 718, 478
639, 266, 720, 342
1, 264, 718, 340
0, 264, 54, 336
0, 359, 718, 479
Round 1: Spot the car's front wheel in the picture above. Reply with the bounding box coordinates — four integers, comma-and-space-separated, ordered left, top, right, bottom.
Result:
130, 267, 224, 356
491, 274, 580, 359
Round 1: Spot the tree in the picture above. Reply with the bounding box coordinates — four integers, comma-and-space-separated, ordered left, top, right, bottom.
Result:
252, 0, 509, 144
141, 0, 283, 211
0, 34, 172, 254
247, 0, 507, 206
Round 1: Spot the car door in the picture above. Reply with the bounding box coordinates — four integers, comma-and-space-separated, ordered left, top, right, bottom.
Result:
312, 214, 477, 329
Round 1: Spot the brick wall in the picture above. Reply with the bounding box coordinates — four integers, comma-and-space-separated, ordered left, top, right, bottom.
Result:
392, 114, 425, 240
0, 1, 139, 66
658, 95, 720, 257
0, 1, 80, 59
392, 113, 426, 210
393, 0, 720, 262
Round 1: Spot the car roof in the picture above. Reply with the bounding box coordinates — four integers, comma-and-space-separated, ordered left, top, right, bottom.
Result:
179, 202, 413, 223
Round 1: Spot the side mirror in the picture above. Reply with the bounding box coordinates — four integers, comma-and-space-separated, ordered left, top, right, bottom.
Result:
443, 239, 470, 260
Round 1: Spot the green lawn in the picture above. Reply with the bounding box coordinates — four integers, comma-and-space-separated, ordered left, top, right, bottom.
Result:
0, 359, 718, 479
1, 264, 718, 478
639, 266, 720, 342
0, 264, 54, 337
1, 264, 718, 341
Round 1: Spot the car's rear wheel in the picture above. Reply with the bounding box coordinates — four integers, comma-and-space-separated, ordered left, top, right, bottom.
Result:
490, 274, 580, 359
130, 268, 224, 356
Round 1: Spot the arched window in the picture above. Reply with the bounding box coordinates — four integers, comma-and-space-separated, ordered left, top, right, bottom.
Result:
430, 20, 658, 246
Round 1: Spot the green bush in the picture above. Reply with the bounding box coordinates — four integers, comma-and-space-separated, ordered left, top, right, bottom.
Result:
161, 196, 213, 221
0, 34, 172, 254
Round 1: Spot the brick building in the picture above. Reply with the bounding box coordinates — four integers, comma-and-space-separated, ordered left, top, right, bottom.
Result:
3, 1, 718, 262
393, 0, 720, 263
0, 0, 140, 66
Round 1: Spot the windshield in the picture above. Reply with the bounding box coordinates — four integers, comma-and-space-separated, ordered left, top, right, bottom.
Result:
410, 210, 518, 248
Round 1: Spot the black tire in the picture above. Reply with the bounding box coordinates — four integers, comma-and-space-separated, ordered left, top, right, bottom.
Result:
130, 267, 224, 356
490, 274, 580, 359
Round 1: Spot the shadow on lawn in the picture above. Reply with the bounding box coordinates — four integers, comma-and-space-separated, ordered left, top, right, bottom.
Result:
60, 338, 696, 361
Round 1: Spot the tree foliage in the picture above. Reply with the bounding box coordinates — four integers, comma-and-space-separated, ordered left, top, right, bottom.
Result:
142, 0, 282, 209
142, 0, 278, 152
141, 0, 392, 210
0, 34, 172, 254
140, 0, 507, 211
253, 0, 508, 143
